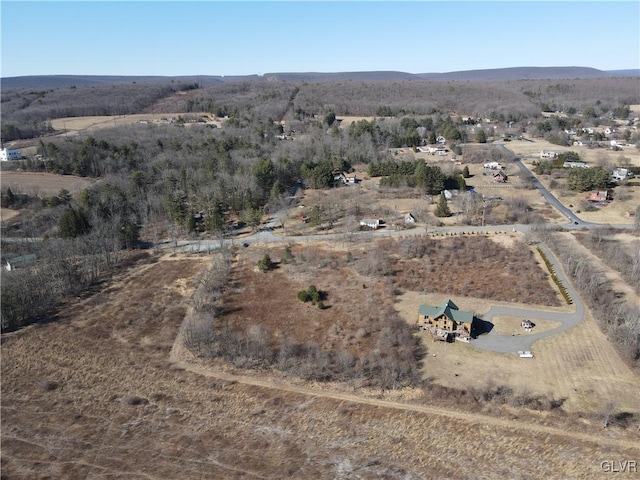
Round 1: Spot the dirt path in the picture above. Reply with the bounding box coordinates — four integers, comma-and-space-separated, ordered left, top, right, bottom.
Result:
168, 345, 639, 451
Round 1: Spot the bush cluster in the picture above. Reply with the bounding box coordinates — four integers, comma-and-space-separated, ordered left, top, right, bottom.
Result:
297, 285, 325, 309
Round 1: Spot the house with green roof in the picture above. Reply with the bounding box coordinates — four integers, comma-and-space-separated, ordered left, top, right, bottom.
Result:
4, 254, 37, 272
417, 299, 475, 337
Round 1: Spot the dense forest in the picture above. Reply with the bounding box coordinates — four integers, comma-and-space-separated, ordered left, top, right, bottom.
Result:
1, 76, 639, 368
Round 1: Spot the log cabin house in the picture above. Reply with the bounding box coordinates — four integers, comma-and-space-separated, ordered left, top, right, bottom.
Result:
417, 299, 475, 340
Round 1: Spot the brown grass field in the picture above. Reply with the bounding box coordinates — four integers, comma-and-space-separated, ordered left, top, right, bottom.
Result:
3, 251, 640, 479
47, 112, 222, 137
2, 121, 640, 478
0, 171, 94, 197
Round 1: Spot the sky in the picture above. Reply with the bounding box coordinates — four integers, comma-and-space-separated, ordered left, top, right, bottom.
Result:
1, 1, 639, 77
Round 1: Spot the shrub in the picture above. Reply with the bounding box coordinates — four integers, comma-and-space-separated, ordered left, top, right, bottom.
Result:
257, 254, 273, 272
297, 290, 312, 302
297, 285, 325, 305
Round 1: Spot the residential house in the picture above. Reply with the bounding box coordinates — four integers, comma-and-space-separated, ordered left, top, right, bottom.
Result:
589, 190, 611, 203
563, 161, 589, 169
404, 212, 416, 224
573, 140, 598, 147
483, 161, 502, 170
610, 140, 628, 147
493, 171, 508, 183
0, 148, 22, 161
612, 168, 634, 182
360, 219, 381, 229
540, 150, 557, 158
5, 254, 37, 271
333, 171, 358, 185
417, 299, 475, 337
436, 136, 446, 144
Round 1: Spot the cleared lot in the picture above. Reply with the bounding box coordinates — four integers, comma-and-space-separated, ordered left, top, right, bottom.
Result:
3, 253, 638, 479
394, 290, 640, 413
0, 171, 94, 197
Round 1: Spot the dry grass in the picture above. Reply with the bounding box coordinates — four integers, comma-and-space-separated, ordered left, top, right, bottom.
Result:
2, 252, 639, 479
395, 290, 640, 414
491, 315, 561, 336
48, 112, 221, 137
0, 171, 94, 197
1, 207, 20, 222
511, 137, 640, 224
389, 234, 563, 306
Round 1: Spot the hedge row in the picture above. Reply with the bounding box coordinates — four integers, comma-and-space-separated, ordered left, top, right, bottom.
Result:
537, 247, 573, 305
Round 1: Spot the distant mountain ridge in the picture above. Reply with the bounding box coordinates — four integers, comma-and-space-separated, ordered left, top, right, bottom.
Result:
2, 67, 638, 89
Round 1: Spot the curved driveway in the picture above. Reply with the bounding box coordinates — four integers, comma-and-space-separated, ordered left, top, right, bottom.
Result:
470, 239, 585, 354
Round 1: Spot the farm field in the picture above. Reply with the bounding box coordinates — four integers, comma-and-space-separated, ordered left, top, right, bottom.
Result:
46, 112, 222, 137
2, 252, 639, 480
0, 171, 94, 197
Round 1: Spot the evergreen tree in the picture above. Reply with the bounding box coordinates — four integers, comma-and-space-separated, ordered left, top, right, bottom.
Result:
58, 206, 90, 238
257, 254, 274, 272
434, 193, 452, 217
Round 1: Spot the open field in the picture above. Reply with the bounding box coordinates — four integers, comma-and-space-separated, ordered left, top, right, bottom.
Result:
47, 112, 222, 137
1, 208, 20, 223
0, 171, 94, 197
3, 252, 639, 479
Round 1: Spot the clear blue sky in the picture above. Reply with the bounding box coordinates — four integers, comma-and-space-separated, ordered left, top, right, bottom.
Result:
2, 1, 639, 77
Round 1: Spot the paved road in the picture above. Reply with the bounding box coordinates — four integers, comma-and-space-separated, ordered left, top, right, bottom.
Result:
495, 144, 589, 228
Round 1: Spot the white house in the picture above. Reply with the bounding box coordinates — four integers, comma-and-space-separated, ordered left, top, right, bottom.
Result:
483, 161, 502, 170
540, 150, 558, 159
360, 219, 381, 229
563, 161, 589, 169
334, 171, 358, 185
404, 212, 416, 224
612, 168, 634, 182
0, 148, 22, 161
